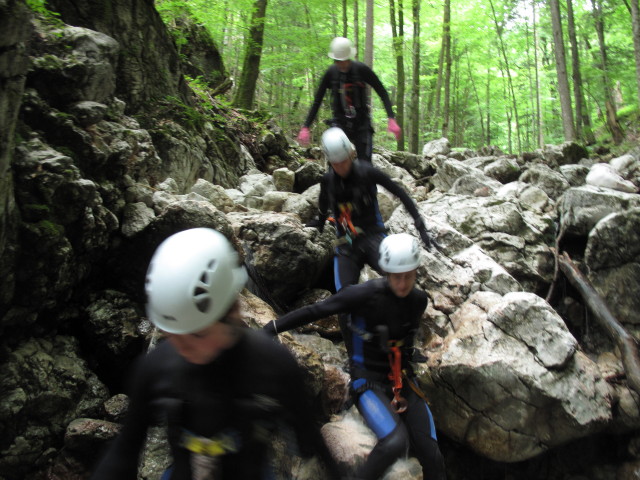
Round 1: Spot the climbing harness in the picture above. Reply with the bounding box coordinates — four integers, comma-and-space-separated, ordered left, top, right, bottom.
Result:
328, 203, 364, 245
387, 340, 408, 413
181, 429, 241, 457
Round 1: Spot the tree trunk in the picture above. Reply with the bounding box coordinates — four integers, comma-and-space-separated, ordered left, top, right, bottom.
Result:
466, 53, 486, 143
410, 0, 420, 154
390, 0, 405, 151
354, 0, 359, 60
342, 0, 348, 37
590, 0, 624, 144
232, 0, 268, 110
567, 0, 595, 144
364, 0, 374, 107
532, 0, 544, 148
630, 0, 640, 110
488, 0, 522, 153
441, 0, 451, 139
549, 0, 576, 142
558, 252, 640, 397
364, 0, 373, 68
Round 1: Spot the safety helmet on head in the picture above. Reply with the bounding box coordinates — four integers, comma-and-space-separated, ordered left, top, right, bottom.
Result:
321, 127, 355, 164
328, 37, 356, 61
145, 228, 248, 334
379, 233, 421, 273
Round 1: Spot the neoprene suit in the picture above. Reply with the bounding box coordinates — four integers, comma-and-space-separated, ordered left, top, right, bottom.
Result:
316, 160, 427, 291
264, 278, 446, 480
90, 329, 341, 480
303, 61, 396, 162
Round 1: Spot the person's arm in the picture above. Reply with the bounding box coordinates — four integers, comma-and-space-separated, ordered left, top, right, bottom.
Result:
303, 68, 332, 128
90, 356, 153, 480
263, 284, 365, 335
360, 64, 395, 119
371, 168, 436, 250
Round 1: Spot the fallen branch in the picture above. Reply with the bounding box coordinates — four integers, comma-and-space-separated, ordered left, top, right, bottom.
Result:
545, 223, 567, 304
558, 251, 640, 396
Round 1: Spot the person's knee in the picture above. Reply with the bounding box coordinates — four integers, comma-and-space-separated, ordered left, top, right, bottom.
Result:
379, 424, 410, 460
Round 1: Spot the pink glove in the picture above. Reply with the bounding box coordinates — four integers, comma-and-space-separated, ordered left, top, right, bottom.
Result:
387, 118, 401, 140
297, 127, 311, 146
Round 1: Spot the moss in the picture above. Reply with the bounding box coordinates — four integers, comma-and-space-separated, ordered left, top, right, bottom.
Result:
36, 220, 64, 237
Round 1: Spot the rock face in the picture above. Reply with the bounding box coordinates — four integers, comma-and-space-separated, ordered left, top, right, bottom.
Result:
2, 3, 640, 480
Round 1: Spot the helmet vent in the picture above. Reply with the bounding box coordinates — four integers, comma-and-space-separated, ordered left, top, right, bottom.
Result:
194, 295, 210, 313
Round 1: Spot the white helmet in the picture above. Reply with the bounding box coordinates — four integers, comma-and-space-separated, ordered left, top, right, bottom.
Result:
379, 233, 421, 273
322, 127, 355, 164
328, 37, 356, 61
145, 228, 248, 334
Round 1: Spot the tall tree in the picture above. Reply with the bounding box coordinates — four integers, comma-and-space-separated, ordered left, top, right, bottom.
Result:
566, 0, 595, 143
488, 0, 522, 153
342, 0, 348, 37
590, 0, 624, 144
364, 0, 374, 67
354, 0, 359, 59
630, 0, 640, 109
409, 0, 420, 153
441, 0, 452, 138
232, 0, 268, 109
532, 0, 544, 148
549, 0, 576, 141
390, 0, 405, 150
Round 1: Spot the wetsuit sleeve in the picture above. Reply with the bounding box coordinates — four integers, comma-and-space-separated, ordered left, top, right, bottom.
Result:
303, 68, 332, 128
360, 63, 395, 119
318, 174, 331, 218
89, 356, 153, 479
263, 284, 368, 334
370, 167, 423, 225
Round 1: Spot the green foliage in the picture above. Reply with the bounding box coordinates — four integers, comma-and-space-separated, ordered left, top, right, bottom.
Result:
25, 0, 62, 25
155, 0, 639, 153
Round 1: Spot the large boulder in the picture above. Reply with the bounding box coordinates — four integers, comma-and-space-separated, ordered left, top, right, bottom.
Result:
421, 291, 612, 462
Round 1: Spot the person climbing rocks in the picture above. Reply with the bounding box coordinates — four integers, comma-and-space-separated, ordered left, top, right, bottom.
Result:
264, 233, 447, 480
90, 228, 343, 480
307, 126, 436, 293
297, 36, 401, 162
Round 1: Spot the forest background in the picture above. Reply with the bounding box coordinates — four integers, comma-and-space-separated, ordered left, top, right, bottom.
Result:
153, 0, 640, 157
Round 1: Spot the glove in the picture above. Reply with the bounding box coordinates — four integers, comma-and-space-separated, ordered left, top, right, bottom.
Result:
387, 118, 401, 140
297, 127, 311, 146
305, 217, 325, 233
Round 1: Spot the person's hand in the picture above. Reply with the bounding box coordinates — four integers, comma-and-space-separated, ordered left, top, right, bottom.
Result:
297, 127, 311, 146
418, 226, 440, 252
387, 118, 401, 140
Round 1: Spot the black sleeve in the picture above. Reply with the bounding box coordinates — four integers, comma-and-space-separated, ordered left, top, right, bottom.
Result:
360, 63, 395, 119
370, 167, 424, 225
303, 68, 332, 128
318, 174, 331, 217
90, 355, 154, 480
264, 284, 369, 334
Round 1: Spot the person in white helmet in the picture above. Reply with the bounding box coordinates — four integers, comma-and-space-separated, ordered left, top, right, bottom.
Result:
90, 228, 343, 480
307, 127, 436, 293
296, 36, 401, 162
264, 233, 447, 480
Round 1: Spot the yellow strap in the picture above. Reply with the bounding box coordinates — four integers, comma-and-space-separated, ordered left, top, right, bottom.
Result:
182, 432, 238, 457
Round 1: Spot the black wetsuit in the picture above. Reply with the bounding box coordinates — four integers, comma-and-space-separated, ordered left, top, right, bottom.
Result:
303, 61, 395, 162
317, 160, 425, 291
90, 329, 340, 480
264, 278, 446, 480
